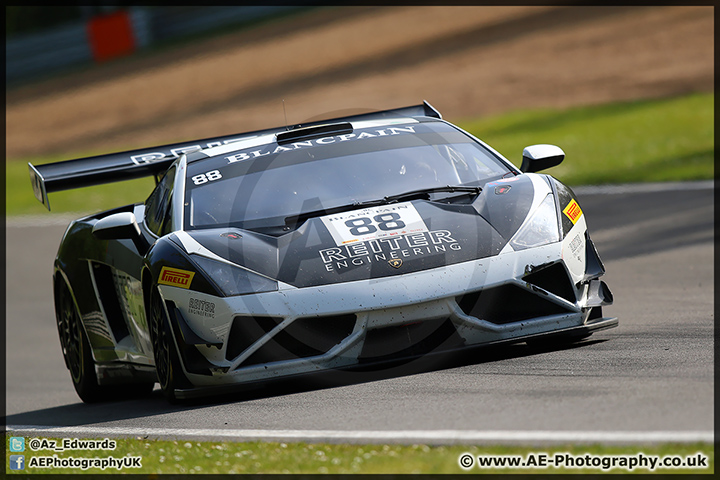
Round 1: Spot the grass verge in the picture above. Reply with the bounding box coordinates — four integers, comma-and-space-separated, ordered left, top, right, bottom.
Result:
6, 92, 713, 217
5, 435, 713, 475
459, 92, 713, 185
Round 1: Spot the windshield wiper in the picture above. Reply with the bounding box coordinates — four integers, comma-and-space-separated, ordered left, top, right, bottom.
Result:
284, 185, 481, 227
382, 185, 482, 204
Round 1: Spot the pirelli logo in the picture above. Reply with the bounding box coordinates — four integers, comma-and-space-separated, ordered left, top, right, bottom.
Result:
563, 199, 583, 224
158, 267, 195, 289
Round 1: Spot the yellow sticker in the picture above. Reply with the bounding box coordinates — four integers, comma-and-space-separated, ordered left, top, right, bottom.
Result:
563, 199, 583, 224
158, 267, 195, 289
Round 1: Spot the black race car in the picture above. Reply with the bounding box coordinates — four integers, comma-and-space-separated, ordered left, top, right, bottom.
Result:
29, 102, 616, 403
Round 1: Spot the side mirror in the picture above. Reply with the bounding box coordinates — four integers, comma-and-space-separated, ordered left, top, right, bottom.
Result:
92, 212, 149, 254
520, 144, 565, 173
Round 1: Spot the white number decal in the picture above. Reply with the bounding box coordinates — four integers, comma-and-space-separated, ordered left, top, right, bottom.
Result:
344, 213, 406, 236
192, 170, 222, 185
321, 202, 428, 246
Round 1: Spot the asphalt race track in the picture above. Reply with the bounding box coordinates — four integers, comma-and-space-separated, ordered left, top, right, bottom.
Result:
5, 182, 714, 444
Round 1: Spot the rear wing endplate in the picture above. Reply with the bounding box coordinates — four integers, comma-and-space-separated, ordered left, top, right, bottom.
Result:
28, 101, 441, 210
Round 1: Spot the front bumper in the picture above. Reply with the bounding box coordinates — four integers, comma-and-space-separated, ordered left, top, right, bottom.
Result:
176, 315, 617, 400
159, 238, 616, 398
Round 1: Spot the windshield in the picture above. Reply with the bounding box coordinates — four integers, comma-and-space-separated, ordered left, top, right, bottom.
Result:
185, 120, 511, 231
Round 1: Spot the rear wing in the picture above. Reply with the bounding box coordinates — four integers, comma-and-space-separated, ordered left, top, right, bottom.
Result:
28, 101, 441, 210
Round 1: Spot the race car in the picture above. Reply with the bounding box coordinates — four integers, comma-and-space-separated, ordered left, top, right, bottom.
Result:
29, 101, 616, 403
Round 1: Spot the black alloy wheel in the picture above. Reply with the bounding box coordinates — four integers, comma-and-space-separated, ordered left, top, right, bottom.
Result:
149, 288, 190, 402
56, 281, 154, 402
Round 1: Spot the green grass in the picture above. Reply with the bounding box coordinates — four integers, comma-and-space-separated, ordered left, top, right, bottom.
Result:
5, 92, 713, 217
6, 156, 155, 218
459, 92, 713, 185
5, 435, 713, 475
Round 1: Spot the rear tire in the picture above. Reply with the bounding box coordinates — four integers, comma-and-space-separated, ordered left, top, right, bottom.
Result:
56, 281, 154, 402
149, 288, 190, 403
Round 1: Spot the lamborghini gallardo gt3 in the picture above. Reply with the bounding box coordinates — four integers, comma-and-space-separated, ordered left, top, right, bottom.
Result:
29, 102, 616, 402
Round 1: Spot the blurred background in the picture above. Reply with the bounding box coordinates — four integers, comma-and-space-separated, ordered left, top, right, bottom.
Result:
5, 5, 713, 215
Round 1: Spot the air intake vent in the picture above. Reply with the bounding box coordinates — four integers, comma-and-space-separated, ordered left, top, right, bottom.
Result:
457, 284, 572, 324
276, 122, 353, 145
523, 262, 576, 303
359, 318, 464, 362
91, 262, 130, 341
225, 316, 283, 361
238, 314, 357, 367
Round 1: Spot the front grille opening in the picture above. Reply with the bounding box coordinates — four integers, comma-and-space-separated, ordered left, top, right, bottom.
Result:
225, 316, 283, 361
457, 284, 572, 325
241, 314, 357, 367
523, 262, 576, 303
358, 318, 465, 362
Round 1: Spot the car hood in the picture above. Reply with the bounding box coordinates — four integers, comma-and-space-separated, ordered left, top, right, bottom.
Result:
181, 175, 539, 289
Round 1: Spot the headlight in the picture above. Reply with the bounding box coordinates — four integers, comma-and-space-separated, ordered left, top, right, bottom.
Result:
190, 255, 278, 297
509, 194, 560, 250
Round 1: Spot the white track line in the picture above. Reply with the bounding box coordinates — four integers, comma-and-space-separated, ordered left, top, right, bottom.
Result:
6, 425, 713, 445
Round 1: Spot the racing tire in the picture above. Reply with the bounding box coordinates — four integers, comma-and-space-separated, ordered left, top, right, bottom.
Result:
57, 282, 155, 402
149, 288, 191, 403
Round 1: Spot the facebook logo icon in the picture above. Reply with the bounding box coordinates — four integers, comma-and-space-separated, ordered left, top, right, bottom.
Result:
9, 455, 25, 470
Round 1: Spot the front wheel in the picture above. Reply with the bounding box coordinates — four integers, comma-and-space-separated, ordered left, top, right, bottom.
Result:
149, 288, 190, 403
